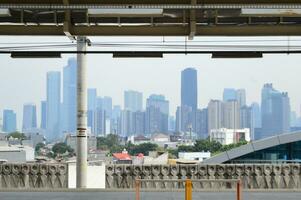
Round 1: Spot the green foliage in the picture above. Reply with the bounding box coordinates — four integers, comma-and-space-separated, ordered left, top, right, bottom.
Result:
127, 142, 158, 156
97, 134, 120, 151
194, 139, 223, 153
7, 132, 27, 140
96, 135, 158, 156
176, 139, 247, 155
220, 140, 248, 152
52, 142, 74, 157
35, 142, 45, 152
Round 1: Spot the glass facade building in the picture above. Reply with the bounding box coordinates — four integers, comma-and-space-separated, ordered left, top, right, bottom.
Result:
226, 141, 301, 163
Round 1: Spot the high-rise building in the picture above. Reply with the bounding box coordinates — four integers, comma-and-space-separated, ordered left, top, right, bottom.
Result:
168, 116, 176, 132
132, 111, 145, 135
176, 105, 193, 133
93, 108, 106, 136
3, 109, 17, 133
124, 90, 143, 112
46, 71, 61, 141
22, 103, 37, 133
236, 89, 246, 107
223, 100, 240, 129
87, 88, 97, 129
120, 110, 133, 137
62, 58, 77, 134
196, 108, 208, 139
40, 101, 47, 129
145, 95, 169, 134
261, 83, 290, 139
207, 100, 223, 133
145, 106, 168, 134
146, 94, 169, 115
0, 117, 3, 132
111, 105, 121, 134
240, 106, 253, 139
88, 88, 97, 111
181, 68, 197, 110
102, 96, 113, 119
223, 88, 237, 102
251, 102, 261, 129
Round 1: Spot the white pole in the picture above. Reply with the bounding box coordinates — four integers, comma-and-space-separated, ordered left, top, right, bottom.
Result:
76, 36, 88, 188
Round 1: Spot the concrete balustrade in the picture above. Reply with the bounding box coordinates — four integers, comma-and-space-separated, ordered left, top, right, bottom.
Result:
0, 164, 68, 188
105, 164, 301, 189
1, 163, 300, 189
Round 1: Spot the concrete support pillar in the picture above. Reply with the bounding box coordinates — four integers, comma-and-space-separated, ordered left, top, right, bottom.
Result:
76, 36, 88, 188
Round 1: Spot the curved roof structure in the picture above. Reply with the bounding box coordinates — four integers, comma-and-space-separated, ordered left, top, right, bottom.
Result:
203, 131, 301, 164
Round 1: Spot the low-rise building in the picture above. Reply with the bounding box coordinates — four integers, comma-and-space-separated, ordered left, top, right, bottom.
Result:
210, 128, 250, 145
112, 149, 132, 164
0, 145, 34, 163
65, 134, 97, 151
178, 152, 211, 162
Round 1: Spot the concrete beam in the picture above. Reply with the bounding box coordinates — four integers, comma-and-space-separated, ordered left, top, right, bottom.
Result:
0, 25, 301, 36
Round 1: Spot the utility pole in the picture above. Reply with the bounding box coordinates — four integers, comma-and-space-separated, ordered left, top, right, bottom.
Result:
76, 36, 88, 188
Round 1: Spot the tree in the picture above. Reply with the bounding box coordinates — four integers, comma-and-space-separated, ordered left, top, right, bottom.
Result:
194, 139, 223, 153
126, 142, 158, 156
52, 143, 74, 156
35, 142, 45, 152
7, 132, 27, 140
97, 134, 120, 151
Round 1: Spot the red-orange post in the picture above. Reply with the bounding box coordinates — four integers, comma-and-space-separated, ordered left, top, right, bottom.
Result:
236, 180, 242, 200
135, 180, 140, 200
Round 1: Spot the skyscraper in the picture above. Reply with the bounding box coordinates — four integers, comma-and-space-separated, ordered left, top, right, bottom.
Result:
0, 117, 3, 132
207, 100, 223, 133
120, 110, 133, 137
132, 111, 145, 135
223, 100, 240, 129
88, 88, 97, 111
146, 94, 169, 115
251, 102, 261, 129
223, 88, 237, 102
145, 95, 169, 134
236, 89, 246, 107
87, 88, 97, 130
111, 105, 121, 134
62, 58, 77, 134
261, 83, 290, 139
124, 90, 143, 112
102, 96, 113, 119
196, 108, 208, 139
3, 109, 17, 133
40, 101, 47, 130
46, 71, 61, 141
240, 105, 253, 139
22, 103, 37, 133
181, 68, 197, 110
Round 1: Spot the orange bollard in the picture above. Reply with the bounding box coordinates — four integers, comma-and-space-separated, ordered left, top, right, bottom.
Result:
185, 179, 192, 200
236, 180, 242, 200
135, 180, 140, 200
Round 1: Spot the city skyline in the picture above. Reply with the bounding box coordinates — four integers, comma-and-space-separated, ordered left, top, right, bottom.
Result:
1, 47, 301, 130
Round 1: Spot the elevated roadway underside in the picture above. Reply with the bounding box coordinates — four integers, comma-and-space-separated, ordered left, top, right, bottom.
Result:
1, 1, 301, 36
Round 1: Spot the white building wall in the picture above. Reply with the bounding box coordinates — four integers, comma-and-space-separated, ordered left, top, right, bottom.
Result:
210, 128, 250, 145
178, 152, 211, 162
68, 163, 105, 188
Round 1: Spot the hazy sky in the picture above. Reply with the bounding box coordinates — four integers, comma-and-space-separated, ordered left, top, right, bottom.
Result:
0, 36, 301, 130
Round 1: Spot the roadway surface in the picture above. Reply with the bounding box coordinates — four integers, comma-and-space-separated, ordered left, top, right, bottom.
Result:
1, 190, 301, 200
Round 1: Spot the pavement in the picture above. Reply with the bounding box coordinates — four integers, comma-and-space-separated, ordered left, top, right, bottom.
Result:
1, 190, 301, 200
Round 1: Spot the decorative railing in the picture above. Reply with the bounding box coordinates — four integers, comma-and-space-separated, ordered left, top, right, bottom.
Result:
105, 164, 301, 189
0, 164, 68, 188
